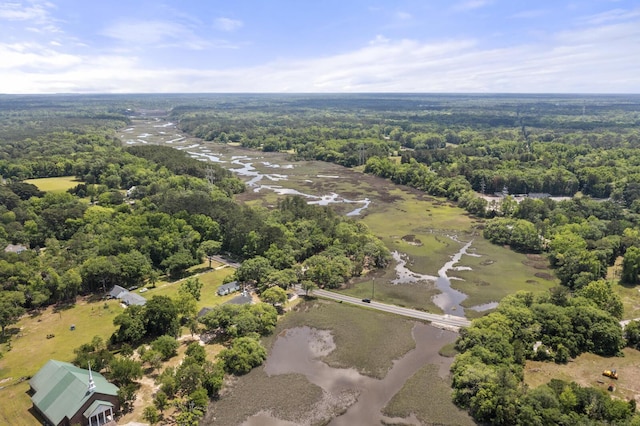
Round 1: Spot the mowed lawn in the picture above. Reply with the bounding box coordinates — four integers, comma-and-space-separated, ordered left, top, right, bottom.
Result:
24, 176, 81, 193
142, 264, 237, 310
524, 348, 640, 402
0, 299, 124, 426
0, 265, 236, 425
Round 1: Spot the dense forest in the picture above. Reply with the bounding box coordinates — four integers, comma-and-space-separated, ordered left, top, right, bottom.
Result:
0, 95, 389, 423
3, 93, 640, 424
170, 93, 640, 424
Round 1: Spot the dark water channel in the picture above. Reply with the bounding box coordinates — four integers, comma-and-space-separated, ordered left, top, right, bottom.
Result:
244, 324, 457, 425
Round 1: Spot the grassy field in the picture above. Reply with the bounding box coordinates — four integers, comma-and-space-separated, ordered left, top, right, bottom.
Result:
382, 364, 474, 425
0, 264, 235, 425
608, 258, 640, 321
143, 265, 236, 310
24, 176, 81, 193
524, 348, 640, 402
0, 299, 124, 426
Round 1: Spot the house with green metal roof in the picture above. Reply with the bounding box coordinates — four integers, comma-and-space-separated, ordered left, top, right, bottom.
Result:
29, 360, 119, 426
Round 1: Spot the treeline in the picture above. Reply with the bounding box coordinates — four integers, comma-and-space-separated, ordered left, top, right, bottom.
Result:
173, 94, 640, 203
451, 287, 632, 425
171, 93, 640, 424
0, 97, 392, 424
0, 99, 388, 333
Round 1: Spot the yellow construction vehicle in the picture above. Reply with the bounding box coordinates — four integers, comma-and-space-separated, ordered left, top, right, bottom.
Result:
603, 369, 618, 379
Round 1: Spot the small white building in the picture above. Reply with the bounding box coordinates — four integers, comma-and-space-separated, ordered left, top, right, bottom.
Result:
217, 281, 240, 296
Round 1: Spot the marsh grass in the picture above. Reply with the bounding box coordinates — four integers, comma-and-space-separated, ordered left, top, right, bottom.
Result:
452, 239, 557, 308
382, 364, 474, 426
208, 299, 433, 425
204, 370, 326, 425
265, 299, 416, 379
341, 272, 442, 313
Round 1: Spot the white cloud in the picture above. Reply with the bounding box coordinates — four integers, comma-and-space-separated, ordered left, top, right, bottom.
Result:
453, 0, 493, 12
0, 42, 81, 70
1, 15, 639, 93
578, 7, 640, 25
510, 9, 548, 19
0, 1, 61, 32
214, 17, 243, 32
102, 19, 212, 50
396, 11, 412, 20
0, 1, 49, 21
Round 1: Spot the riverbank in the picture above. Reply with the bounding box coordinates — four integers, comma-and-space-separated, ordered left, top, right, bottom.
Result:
203, 299, 472, 425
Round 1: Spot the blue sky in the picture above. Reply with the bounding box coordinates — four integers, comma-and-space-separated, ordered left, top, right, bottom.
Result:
0, 0, 639, 93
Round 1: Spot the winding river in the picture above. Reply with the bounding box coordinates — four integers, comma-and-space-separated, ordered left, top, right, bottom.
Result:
123, 116, 495, 319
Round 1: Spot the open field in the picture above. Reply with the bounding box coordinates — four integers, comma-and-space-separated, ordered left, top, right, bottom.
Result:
0, 263, 235, 425
0, 299, 124, 426
143, 265, 236, 310
608, 258, 640, 321
524, 348, 640, 402
24, 176, 81, 193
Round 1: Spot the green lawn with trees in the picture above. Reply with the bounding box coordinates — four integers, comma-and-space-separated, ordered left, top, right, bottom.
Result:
3, 93, 640, 424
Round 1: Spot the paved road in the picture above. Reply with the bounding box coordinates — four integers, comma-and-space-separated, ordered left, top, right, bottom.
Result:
303, 288, 471, 332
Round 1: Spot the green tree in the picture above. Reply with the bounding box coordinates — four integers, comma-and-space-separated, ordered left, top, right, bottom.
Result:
112, 305, 146, 343
625, 320, 640, 349
144, 296, 180, 337
80, 255, 120, 293
176, 362, 205, 395
143, 406, 160, 425
236, 256, 274, 285
176, 291, 197, 319
141, 349, 163, 371
73, 336, 114, 371
154, 390, 168, 411
301, 280, 317, 296
0, 291, 25, 335
108, 357, 143, 385
622, 246, 640, 285
266, 268, 298, 290
219, 336, 267, 375
179, 277, 203, 301
185, 342, 206, 363
261, 286, 287, 306
118, 383, 137, 413
161, 249, 198, 279
117, 250, 152, 287
576, 280, 624, 319
199, 240, 222, 268
188, 387, 209, 411
151, 335, 179, 360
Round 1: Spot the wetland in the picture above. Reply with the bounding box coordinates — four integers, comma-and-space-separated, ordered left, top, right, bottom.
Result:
125, 116, 557, 319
